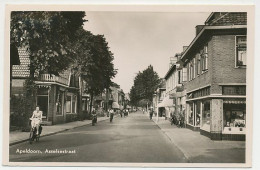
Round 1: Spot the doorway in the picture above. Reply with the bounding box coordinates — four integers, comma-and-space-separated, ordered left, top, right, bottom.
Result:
37, 95, 48, 120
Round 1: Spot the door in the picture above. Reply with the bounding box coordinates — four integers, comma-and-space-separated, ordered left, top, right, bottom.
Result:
37, 96, 48, 120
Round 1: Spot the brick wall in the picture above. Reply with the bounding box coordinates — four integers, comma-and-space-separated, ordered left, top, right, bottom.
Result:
211, 35, 246, 94
185, 38, 213, 93
185, 34, 246, 95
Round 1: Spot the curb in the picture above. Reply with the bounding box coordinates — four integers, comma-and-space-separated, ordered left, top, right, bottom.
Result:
151, 118, 191, 162
9, 116, 112, 146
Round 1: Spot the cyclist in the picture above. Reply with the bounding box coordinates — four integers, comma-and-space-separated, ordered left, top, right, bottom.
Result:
30, 106, 43, 136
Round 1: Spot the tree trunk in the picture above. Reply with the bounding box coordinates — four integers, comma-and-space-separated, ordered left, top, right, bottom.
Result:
89, 92, 94, 115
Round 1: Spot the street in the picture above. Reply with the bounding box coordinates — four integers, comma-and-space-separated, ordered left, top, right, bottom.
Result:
9, 111, 187, 163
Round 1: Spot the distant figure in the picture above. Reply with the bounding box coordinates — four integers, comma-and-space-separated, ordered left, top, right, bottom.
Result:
149, 108, 154, 120
109, 109, 114, 122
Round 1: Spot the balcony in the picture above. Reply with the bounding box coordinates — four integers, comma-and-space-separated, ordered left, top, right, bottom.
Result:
37, 74, 69, 86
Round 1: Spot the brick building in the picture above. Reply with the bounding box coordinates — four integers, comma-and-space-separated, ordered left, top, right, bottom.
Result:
181, 12, 247, 140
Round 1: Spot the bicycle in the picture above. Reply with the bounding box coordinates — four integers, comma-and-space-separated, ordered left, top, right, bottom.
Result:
29, 119, 42, 144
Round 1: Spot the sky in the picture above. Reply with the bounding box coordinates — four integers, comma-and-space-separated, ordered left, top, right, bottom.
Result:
83, 12, 211, 93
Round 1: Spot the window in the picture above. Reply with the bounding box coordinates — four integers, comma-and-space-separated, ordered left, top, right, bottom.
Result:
193, 58, 196, 79
200, 44, 208, 71
188, 103, 194, 125
222, 86, 246, 95
197, 56, 201, 75
223, 103, 246, 128
182, 67, 187, 82
72, 95, 77, 113
66, 96, 72, 113
190, 62, 193, 81
66, 94, 77, 113
202, 100, 210, 127
204, 45, 208, 70
236, 36, 247, 67
178, 70, 181, 84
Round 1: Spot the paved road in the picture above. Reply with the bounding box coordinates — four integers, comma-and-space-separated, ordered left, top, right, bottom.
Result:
9, 111, 187, 163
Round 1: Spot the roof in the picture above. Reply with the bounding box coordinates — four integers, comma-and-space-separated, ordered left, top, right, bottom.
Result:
205, 12, 247, 26
181, 25, 247, 63
12, 48, 30, 78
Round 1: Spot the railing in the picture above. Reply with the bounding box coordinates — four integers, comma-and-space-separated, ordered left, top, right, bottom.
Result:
38, 74, 69, 86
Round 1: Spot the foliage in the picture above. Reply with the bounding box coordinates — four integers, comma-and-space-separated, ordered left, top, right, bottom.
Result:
71, 29, 117, 113
10, 11, 86, 76
130, 65, 160, 106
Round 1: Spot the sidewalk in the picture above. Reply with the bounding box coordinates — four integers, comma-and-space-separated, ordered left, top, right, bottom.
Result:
152, 117, 246, 163
10, 116, 110, 146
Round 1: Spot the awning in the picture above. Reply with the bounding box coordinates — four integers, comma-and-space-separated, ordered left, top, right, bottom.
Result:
126, 105, 131, 109
223, 100, 246, 104
158, 96, 174, 107
112, 102, 120, 109
119, 105, 124, 110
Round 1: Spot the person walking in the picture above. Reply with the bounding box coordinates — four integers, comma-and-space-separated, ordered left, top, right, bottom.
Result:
149, 108, 154, 120
109, 109, 114, 122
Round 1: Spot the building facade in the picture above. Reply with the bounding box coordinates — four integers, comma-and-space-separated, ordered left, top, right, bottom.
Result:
181, 12, 247, 140
153, 79, 166, 117
163, 53, 187, 119
11, 48, 81, 125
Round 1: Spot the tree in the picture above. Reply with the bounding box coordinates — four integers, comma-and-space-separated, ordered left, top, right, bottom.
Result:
72, 29, 117, 115
11, 11, 86, 76
130, 65, 160, 107
10, 11, 86, 128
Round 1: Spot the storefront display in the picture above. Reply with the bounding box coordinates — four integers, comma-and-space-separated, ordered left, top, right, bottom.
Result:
195, 102, 201, 126
224, 103, 246, 128
188, 102, 194, 125
201, 100, 210, 130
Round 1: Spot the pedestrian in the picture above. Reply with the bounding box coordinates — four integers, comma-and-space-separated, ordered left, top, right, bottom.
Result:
149, 108, 154, 120
109, 109, 114, 122
120, 109, 123, 118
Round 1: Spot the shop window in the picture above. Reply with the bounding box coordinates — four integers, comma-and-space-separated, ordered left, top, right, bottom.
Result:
236, 36, 247, 67
195, 102, 201, 126
188, 103, 194, 125
56, 91, 63, 115
224, 104, 246, 128
202, 101, 210, 127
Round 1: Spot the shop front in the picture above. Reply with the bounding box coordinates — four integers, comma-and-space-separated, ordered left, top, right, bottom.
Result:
222, 99, 246, 140
186, 97, 246, 141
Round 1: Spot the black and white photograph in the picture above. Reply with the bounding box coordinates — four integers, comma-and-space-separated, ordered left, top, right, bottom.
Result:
3, 4, 254, 167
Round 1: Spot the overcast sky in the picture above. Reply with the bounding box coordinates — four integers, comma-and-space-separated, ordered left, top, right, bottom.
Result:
83, 12, 210, 93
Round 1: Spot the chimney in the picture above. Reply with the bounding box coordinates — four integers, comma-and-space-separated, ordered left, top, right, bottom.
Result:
169, 56, 177, 68
195, 25, 204, 36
